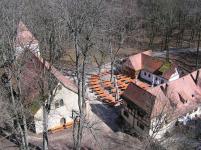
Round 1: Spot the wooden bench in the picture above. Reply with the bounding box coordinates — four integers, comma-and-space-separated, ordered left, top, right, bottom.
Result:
49, 122, 73, 133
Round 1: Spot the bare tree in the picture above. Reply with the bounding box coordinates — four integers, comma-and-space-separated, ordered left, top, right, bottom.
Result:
0, 0, 31, 149
59, 0, 104, 149
23, 0, 67, 149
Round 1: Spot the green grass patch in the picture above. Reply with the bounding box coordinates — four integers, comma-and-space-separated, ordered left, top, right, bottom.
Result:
30, 101, 41, 114
159, 61, 172, 73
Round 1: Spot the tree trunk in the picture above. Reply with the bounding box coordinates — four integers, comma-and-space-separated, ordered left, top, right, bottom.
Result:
73, 32, 83, 150
149, 24, 155, 49
16, 75, 29, 150
196, 30, 200, 69
8, 68, 29, 150
43, 104, 48, 150
114, 76, 119, 102
164, 31, 169, 62
110, 41, 114, 82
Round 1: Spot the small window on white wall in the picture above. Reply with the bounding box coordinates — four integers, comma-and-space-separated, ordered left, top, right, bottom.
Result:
55, 99, 64, 109
55, 101, 60, 108
60, 117, 66, 125
144, 72, 147, 76
137, 121, 144, 130
60, 99, 64, 106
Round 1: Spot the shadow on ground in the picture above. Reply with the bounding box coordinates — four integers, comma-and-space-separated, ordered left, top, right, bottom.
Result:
90, 103, 122, 132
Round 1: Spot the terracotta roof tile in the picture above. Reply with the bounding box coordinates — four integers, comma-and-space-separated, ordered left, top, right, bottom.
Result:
161, 64, 178, 79
122, 82, 156, 115
124, 50, 164, 73
141, 54, 164, 73
31, 52, 78, 93
123, 68, 201, 120
15, 21, 38, 47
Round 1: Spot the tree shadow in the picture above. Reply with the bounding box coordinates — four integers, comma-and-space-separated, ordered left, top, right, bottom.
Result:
90, 103, 121, 132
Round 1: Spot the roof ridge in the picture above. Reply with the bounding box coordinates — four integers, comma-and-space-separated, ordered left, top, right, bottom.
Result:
30, 50, 78, 93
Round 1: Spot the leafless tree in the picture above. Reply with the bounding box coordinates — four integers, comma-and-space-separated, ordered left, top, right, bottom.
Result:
0, 0, 31, 149
23, 0, 67, 149
58, 0, 104, 149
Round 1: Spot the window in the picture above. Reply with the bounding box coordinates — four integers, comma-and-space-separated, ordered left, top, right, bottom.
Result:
127, 103, 133, 110
137, 111, 145, 118
55, 101, 60, 108
58, 85, 62, 90
155, 77, 158, 80
55, 99, 64, 109
137, 121, 144, 130
60, 117, 66, 125
144, 72, 147, 76
148, 74, 151, 78
60, 99, 64, 106
123, 110, 129, 118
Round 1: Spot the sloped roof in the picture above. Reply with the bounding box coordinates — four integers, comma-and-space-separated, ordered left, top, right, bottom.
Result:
34, 53, 78, 93
161, 63, 177, 79
20, 50, 78, 106
124, 50, 164, 73
124, 50, 152, 71
141, 53, 164, 73
123, 50, 177, 79
123, 68, 201, 119
15, 22, 78, 109
122, 82, 156, 115
15, 21, 38, 47
20, 52, 45, 105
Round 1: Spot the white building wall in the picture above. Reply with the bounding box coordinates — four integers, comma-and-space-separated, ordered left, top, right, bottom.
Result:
16, 43, 40, 57
121, 109, 134, 127
121, 107, 149, 135
149, 106, 201, 139
169, 68, 180, 82
140, 70, 167, 86
34, 83, 78, 134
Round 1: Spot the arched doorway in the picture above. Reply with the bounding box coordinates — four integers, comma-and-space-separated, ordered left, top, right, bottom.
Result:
60, 117, 66, 125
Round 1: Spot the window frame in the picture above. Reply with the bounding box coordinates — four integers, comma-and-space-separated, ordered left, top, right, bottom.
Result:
123, 110, 129, 118
137, 121, 145, 130
55, 101, 60, 109
60, 99, 64, 106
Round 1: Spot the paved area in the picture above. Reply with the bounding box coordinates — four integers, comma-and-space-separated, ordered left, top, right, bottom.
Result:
27, 48, 201, 149
27, 75, 143, 149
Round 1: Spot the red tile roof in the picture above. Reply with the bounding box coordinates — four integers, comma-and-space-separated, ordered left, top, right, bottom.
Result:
124, 50, 152, 71
20, 53, 44, 104
122, 82, 156, 115
141, 53, 164, 73
20, 50, 78, 109
123, 68, 201, 120
15, 21, 38, 47
34, 53, 78, 93
16, 22, 78, 105
124, 50, 164, 73
161, 64, 178, 79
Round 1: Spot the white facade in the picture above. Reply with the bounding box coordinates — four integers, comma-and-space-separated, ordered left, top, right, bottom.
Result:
16, 43, 40, 57
34, 83, 78, 134
140, 70, 167, 86
169, 68, 180, 82
140, 68, 180, 86
149, 105, 201, 139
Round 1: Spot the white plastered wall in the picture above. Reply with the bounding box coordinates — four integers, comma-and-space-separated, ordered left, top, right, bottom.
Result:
140, 70, 167, 85
34, 83, 78, 134
169, 68, 180, 82
16, 43, 40, 57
